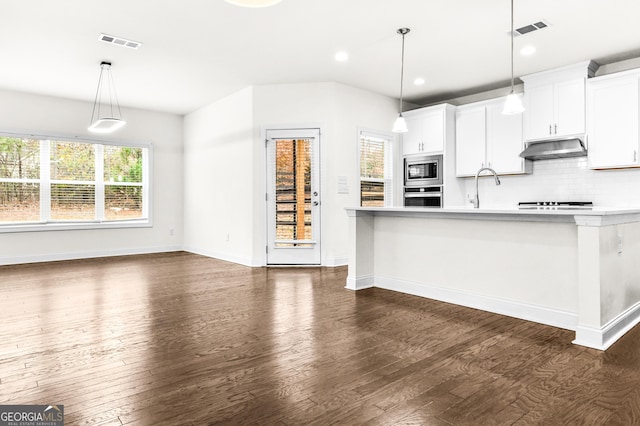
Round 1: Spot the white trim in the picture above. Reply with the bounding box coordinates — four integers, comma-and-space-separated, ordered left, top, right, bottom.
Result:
573, 301, 640, 350
366, 275, 578, 331
0, 246, 182, 266
345, 274, 375, 290
184, 246, 259, 268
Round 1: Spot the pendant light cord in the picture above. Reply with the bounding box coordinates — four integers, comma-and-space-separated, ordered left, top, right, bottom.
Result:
399, 31, 405, 112
510, 0, 515, 94
397, 28, 409, 114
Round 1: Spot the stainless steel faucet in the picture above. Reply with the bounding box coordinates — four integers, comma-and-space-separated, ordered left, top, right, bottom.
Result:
471, 167, 501, 208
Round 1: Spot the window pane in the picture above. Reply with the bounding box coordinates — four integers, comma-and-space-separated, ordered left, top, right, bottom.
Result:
361, 181, 385, 207
0, 137, 40, 179
105, 185, 143, 220
51, 141, 94, 181
51, 184, 95, 220
0, 182, 39, 222
275, 139, 312, 247
360, 138, 385, 179
104, 146, 143, 183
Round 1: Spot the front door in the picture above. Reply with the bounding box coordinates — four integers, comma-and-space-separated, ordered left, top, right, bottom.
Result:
266, 129, 321, 265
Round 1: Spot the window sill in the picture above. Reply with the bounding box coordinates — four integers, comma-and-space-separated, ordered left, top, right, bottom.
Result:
0, 219, 152, 233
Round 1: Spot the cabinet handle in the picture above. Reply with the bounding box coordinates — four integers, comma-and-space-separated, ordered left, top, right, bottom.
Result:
549, 125, 552, 135
554, 124, 557, 134
635, 150, 637, 163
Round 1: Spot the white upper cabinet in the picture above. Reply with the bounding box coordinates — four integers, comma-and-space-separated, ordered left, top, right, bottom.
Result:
487, 102, 527, 174
455, 106, 486, 176
456, 98, 529, 177
402, 104, 454, 156
587, 70, 640, 169
522, 61, 598, 142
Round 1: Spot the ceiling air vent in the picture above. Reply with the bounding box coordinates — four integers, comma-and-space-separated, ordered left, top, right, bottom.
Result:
99, 33, 143, 50
513, 20, 550, 37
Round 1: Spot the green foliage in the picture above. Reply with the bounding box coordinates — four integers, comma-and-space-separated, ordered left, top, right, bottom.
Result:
0, 137, 40, 179
105, 146, 143, 183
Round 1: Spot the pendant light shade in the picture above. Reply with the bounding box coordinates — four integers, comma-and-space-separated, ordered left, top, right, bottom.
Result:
393, 113, 408, 133
89, 61, 126, 134
503, 92, 525, 114
392, 28, 410, 133
503, 0, 525, 115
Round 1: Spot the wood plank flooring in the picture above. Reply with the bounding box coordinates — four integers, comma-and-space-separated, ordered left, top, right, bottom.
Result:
1, 251, 640, 425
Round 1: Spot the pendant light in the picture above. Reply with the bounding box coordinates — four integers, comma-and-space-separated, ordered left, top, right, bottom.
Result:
88, 61, 126, 134
502, 0, 525, 115
392, 28, 410, 133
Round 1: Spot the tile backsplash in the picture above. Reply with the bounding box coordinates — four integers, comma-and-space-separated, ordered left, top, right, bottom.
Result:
463, 157, 640, 208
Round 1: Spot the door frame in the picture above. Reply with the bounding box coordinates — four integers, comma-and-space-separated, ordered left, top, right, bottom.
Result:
262, 126, 323, 266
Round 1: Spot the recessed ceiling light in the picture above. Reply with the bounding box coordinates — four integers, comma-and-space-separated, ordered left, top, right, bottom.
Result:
335, 51, 349, 62
414, 78, 425, 85
521, 45, 536, 56
224, 0, 282, 7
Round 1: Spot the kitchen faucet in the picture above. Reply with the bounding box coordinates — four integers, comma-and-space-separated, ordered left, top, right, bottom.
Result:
471, 167, 501, 208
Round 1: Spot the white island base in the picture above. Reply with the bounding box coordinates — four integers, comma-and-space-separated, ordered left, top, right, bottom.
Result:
346, 207, 640, 350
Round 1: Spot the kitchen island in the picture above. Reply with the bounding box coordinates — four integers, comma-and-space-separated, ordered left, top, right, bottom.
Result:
345, 206, 640, 350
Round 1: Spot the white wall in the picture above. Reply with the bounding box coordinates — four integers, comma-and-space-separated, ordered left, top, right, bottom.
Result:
183, 82, 398, 266
465, 156, 640, 209
0, 89, 184, 265
183, 87, 256, 265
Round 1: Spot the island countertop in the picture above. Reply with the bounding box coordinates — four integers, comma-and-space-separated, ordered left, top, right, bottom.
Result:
345, 206, 640, 225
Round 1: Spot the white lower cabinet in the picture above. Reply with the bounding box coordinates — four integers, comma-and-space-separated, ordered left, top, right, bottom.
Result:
587, 70, 640, 169
456, 98, 530, 177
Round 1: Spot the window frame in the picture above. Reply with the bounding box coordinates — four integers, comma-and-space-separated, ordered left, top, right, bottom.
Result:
358, 128, 394, 207
0, 130, 152, 233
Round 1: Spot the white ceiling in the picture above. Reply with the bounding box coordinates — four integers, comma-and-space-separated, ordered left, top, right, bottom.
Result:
2, 0, 640, 115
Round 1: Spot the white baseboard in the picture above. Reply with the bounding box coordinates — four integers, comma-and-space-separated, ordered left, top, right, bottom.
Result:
183, 246, 258, 267
0, 246, 183, 266
345, 274, 374, 290
370, 275, 578, 331
324, 256, 348, 267
573, 301, 640, 350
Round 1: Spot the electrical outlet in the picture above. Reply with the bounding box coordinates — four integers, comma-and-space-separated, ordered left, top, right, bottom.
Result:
169, 228, 174, 236
617, 235, 623, 254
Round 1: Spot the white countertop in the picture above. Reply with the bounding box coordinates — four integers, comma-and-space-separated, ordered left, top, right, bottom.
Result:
345, 206, 640, 226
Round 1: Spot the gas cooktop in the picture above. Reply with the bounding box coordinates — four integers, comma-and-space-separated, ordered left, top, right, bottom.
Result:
518, 201, 594, 210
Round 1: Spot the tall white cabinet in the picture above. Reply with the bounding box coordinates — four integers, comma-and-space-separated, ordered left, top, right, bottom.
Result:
455, 97, 531, 177
401, 103, 465, 206
587, 69, 640, 169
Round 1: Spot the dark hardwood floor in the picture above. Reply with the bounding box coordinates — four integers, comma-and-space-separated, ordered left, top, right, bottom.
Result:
1, 252, 640, 425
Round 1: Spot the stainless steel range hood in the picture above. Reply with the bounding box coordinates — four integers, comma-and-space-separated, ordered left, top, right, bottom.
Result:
519, 137, 587, 161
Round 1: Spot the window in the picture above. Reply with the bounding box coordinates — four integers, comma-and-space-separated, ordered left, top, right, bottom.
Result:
359, 130, 393, 207
0, 134, 150, 231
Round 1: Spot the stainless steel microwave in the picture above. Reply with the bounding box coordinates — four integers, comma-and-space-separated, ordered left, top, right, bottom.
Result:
404, 154, 443, 187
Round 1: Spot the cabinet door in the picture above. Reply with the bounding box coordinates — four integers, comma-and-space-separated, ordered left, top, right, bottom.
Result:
587, 76, 639, 169
455, 107, 486, 177
555, 79, 585, 137
525, 85, 554, 140
402, 115, 423, 155
422, 109, 445, 153
487, 102, 524, 174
